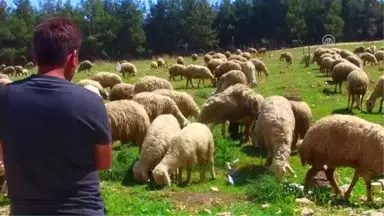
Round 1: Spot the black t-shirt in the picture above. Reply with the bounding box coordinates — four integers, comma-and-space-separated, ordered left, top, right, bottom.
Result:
0, 74, 112, 215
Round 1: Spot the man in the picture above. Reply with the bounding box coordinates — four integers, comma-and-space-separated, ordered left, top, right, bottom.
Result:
0, 17, 112, 215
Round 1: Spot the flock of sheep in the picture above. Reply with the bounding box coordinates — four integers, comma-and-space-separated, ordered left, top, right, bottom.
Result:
0, 44, 383, 204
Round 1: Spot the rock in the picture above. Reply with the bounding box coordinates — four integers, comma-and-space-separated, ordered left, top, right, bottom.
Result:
216, 212, 231, 216
341, 184, 350, 193
378, 179, 384, 189
295, 198, 313, 205
204, 209, 212, 214
363, 210, 384, 216
211, 187, 219, 192
372, 182, 382, 193
262, 204, 270, 209
301, 207, 314, 216
304, 169, 340, 189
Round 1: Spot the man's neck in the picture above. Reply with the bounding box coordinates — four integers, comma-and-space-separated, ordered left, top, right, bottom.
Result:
38, 67, 66, 79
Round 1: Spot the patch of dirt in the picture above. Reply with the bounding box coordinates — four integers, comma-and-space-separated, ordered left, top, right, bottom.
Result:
163, 191, 247, 211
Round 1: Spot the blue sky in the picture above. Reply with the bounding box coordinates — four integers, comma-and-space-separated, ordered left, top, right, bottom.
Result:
5, 0, 81, 8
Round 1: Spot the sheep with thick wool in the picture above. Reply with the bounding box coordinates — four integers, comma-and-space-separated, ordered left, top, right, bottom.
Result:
109, 83, 135, 101
258, 48, 267, 55
0, 79, 12, 87
0, 74, 9, 80
251, 96, 296, 182
241, 52, 252, 60
77, 79, 109, 99
235, 49, 242, 55
250, 58, 269, 77
298, 114, 384, 202
317, 53, 333, 65
207, 59, 225, 74
153, 89, 200, 119
157, 58, 167, 68
91, 72, 122, 89
345, 55, 363, 68
132, 92, 190, 128
227, 55, 247, 62
331, 62, 359, 93
2, 66, 14, 75
280, 52, 293, 65
339, 49, 355, 58
133, 114, 181, 182
213, 70, 248, 95
360, 52, 378, 66
168, 64, 186, 81
353, 46, 365, 54
330, 58, 349, 71
105, 100, 150, 147
211, 53, 227, 60
0, 64, 6, 72
184, 64, 214, 88
176, 56, 184, 65
319, 57, 335, 76
77, 60, 93, 73
346, 69, 369, 111
374, 50, 384, 64
224, 51, 231, 58
230, 60, 257, 87
116, 62, 137, 77
14, 65, 23, 76
366, 75, 384, 113
247, 48, 258, 55
152, 122, 216, 186
133, 76, 173, 94
192, 54, 198, 62
214, 61, 242, 79
204, 54, 213, 64
150, 61, 158, 69
287, 98, 312, 151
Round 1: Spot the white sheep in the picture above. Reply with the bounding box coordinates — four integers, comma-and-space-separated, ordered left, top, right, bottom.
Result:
0, 74, 9, 80
2, 66, 15, 75
152, 122, 216, 186
157, 58, 168, 68
234, 60, 257, 87
241, 52, 252, 60
280, 52, 293, 65
331, 62, 359, 93
251, 96, 296, 182
0, 79, 12, 88
184, 64, 214, 88
0, 64, 6, 72
150, 61, 158, 69
374, 50, 384, 65
366, 75, 384, 113
77, 79, 109, 99
109, 83, 134, 101
319, 57, 335, 76
214, 61, 242, 79
250, 58, 269, 77
345, 55, 363, 68
177, 56, 185, 65
192, 54, 198, 62
204, 54, 213, 64
168, 64, 186, 81
213, 70, 248, 95
346, 69, 369, 111
298, 114, 384, 202
116, 62, 137, 78
339, 49, 355, 58
133, 76, 173, 94
360, 52, 378, 66
91, 72, 122, 89
84, 85, 101, 97
133, 114, 181, 182
207, 58, 225, 74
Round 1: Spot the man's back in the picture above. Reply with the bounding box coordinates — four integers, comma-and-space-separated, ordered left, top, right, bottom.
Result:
0, 74, 111, 215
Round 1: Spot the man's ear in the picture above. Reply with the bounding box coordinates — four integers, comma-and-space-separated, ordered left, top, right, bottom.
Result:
68, 50, 78, 71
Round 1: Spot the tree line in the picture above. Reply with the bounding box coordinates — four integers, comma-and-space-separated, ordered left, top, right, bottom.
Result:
0, 0, 383, 64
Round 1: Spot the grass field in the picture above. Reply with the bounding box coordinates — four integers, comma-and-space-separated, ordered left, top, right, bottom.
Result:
1, 41, 384, 215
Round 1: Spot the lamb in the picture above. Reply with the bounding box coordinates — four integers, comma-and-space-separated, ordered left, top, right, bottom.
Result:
105, 100, 151, 146
177, 56, 184, 65
287, 98, 312, 151
116, 62, 137, 77
214, 61, 242, 79
133, 76, 173, 94
152, 122, 216, 186
2, 66, 14, 75
0, 79, 12, 87
157, 58, 168, 68
345, 55, 363, 68
14, 65, 23, 76
213, 70, 248, 94
91, 72, 122, 89
250, 58, 269, 77
84, 85, 101, 97
132, 92, 190, 127
258, 48, 267, 56
360, 52, 378, 66
192, 54, 198, 62
133, 114, 181, 182
374, 50, 384, 64
0, 74, 9, 80
339, 49, 355, 58
251, 96, 296, 182
150, 61, 158, 69
184, 64, 215, 88
168, 64, 186, 81
298, 114, 384, 202
280, 52, 293, 65
77, 60, 93, 73
235, 49, 242, 55
227, 55, 247, 62
77, 79, 109, 99
207, 58, 225, 74
153, 89, 200, 119
331, 62, 359, 93
366, 75, 384, 113
241, 52, 252, 60
353, 46, 365, 54
109, 83, 135, 101
204, 54, 213, 64
346, 69, 369, 111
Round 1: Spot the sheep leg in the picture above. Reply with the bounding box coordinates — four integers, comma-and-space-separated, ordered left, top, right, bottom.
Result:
360, 172, 373, 202
190, 79, 195, 88
347, 92, 351, 110
344, 170, 360, 201
186, 164, 193, 185
265, 153, 272, 167
209, 156, 216, 179
221, 123, 226, 137
379, 98, 383, 113
197, 79, 201, 88
350, 94, 355, 112
178, 167, 183, 185
180, 75, 183, 80
325, 167, 343, 196
186, 79, 189, 88
241, 122, 251, 144
202, 79, 206, 87
304, 165, 321, 192
334, 82, 338, 93
338, 82, 342, 93
199, 161, 207, 182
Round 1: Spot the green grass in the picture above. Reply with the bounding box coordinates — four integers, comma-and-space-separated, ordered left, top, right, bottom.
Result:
5, 41, 384, 215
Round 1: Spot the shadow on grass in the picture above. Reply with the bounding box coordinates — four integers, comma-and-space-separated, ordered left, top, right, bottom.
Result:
232, 164, 268, 186
314, 75, 328, 78
322, 88, 339, 96
240, 145, 267, 158
331, 108, 354, 115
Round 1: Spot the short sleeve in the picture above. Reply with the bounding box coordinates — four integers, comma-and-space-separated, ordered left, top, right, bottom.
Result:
84, 95, 112, 145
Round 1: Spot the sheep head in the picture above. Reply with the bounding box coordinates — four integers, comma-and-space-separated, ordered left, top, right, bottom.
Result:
133, 161, 150, 183
366, 98, 376, 113
152, 164, 171, 186
269, 158, 296, 182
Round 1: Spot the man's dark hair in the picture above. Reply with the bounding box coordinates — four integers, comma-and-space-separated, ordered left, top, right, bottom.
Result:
33, 17, 82, 67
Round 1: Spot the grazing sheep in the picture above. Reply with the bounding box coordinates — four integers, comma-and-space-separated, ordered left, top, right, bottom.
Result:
91, 72, 122, 89
317, 53, 333, 65
287, 99, 312, 151
330, 58, 349, 71
364, 47, 373, 54
157, 58, 168, 68
312, 48, 325, 63
0, 64, 5, 72
192, 54, 198, 62
207, 51, 216, 56
184, 64, 214, 88
133, 114, 181, 182
339, 49, 355, 58
241, 52, 251, 60
0, 74, 9, 80
353, 46, 365, 54
177, 56, 184, 65
14, 65, 23, 76
227, 55, 247, 62
207, 58, 225, 74
25, 62, 34, 69
214, 61, 242, 79
250, 58, 269, 77
232, 60, 257, 87
300, 54, 311, 66
213, 70, 248, 94
247, 48, 258, 55
280, 52, 293, 65
133, 76, 173, 94
298, 114, 384, 202
235, 49, 242, 55
153, 89, 200, 119
132, 92, 190, 127
0, 79, 12, 87
2, 66, 15, 75
168, 64, 186, 81
152, 122, 216, 186
346, 69, 369, 111
331, 62, 360, 93
251, 96, 296, 182
84, 85, 101, 97
360, 52, 378, 66
77, 60, 93, 73
116, 62, 137, 78
320, 57, 335, 76
224, 51, 231, 58
204, 54, 213, 64
109, 83, 134, 101
331, 48, 342, 53
374, 50, 384, 64
345, 55, 363, 68
106, 100, 150, 146
77, 79, 109, 99
211, 53, 227, 60
150, 61, 158, 69
22, 69, 28, 75
258, 48, 267, 56
366, 75, 384, 113
370, 45, 376, 53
